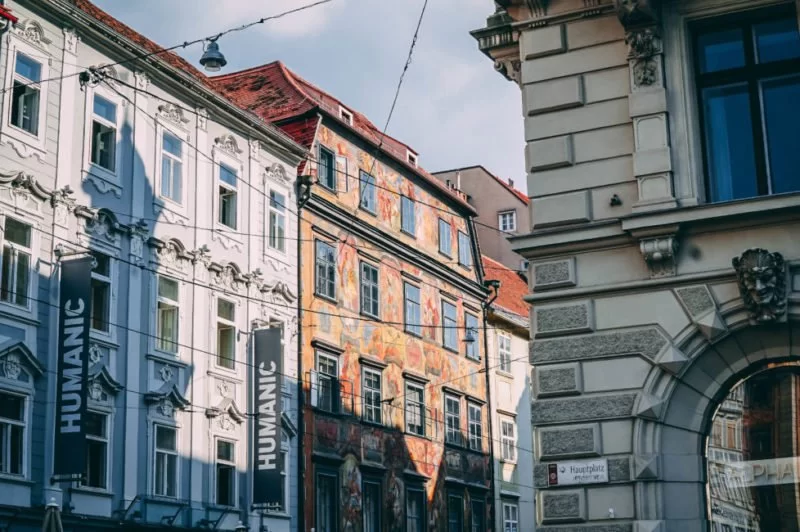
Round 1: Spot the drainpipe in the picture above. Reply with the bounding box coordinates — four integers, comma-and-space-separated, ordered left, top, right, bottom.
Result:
482, 279, 500, 532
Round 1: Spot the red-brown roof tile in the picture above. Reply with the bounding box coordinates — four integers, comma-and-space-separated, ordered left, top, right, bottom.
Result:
482, 255, 529, 318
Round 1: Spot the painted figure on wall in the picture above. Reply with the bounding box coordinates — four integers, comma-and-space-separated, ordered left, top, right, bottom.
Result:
341, 454, 363, 532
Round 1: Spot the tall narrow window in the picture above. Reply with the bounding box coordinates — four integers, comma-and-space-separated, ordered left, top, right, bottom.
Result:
500, 417, 517, 462
406, 487, 425, 532
470, 499, 485, 532
448, 494, 463, 532
458, 231, 472, 268
468, 402, 482, 451
154, 425, 177, 497
90, 252, 111, 332
1, 218, 31, 307
401, 196, 416, 236
0, 392, 24, 475
498, 334, 512, 373
90, 94, 117, 171
503, 503, 519, 532
445, 394, 461, 445
362, 367, 382, 424
315, 241, 336, 300
160, 132, 183, 203
498, 211, 517, 232
218, 163, 238, 229
269, 190, 286, 252
10, 53, 41, 136
216, 299, 236, 369
316, 472, 338, 532
438, 219, 452, 256
404, 283, 421, 336
363, 479, 382, 532
215, 439, 236, 506
360, 171, 377, 214
405, 381, 425, 436
83, 412, 108, 489
360, 262, 379, 318
316, 352, 339, 413
442, 301, 458, 351
465, 313, 479, 360
156, 277, 179, 353
318, 146, 336, 191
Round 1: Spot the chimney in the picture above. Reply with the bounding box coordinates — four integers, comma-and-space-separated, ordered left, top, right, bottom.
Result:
456, 171, 462, 190
508, 178, 514, 188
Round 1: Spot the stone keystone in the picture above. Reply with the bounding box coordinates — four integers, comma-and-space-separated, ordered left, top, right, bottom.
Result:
634, 521, 665, 532
695, 309, 727, 341
656, 345, 688, 375
635, 394, 665, 420
634, 454, 659, 480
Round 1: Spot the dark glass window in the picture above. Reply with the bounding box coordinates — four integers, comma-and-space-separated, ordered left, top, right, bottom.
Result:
442, 301, 458, 351
404, 283, 422, 337
318, 146, 336, 191
406, 487, 426, 532
316, 471, 338, 532
363, 479, 381, 532
458, 231, 472, 268
401, 196, 416, 236
447, 494, 463, 532
359, 171, 377, 214
360, 262, 379, 318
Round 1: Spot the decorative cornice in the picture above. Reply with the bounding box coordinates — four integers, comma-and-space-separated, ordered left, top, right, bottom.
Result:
157, 102, 190, 127
88, 365, 124, 394
0, 340, 44, 378
0, 170, 52, 202
14, 19, 51, 48
206, 397, 246, 424
214, 133, 243, 157
639, 235, 678, 278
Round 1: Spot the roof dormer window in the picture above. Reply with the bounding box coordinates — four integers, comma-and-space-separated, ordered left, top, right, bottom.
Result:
407, 151, 418, 167
339, 107, 353, 126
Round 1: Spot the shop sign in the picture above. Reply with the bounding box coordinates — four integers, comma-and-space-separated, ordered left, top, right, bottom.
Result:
547, 458, 608, 486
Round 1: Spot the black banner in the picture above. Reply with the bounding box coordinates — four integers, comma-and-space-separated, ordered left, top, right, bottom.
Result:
53, 257, 93, 480
253, 327, 284, 509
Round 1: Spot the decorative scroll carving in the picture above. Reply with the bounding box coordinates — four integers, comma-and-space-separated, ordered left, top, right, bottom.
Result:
639, 235, 678, 278
152, 239, 191, 273
196, 107, 208, 131
249, 139, 260, 159
212, 263, 243, 292
134, 71, 150, 90
51, 186, 76, 227
0, 170, 51, 201
494, 58, 521, 85
2, 353, 21, 380
265, 162, 290, 184
214, 134, 243, 157
733, 248, 787, 325
633, 59, 658, 87
63, 28, 79, 55
157, 103, 190, 127
613, 0, 660, 28
128, 219, 149, 261
15, 19, 51, 47
626, 27, 661, 59
159, 365, 175, 383
261, 280, 297, 304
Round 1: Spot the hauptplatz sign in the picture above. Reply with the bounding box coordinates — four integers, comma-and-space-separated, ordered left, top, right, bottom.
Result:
547, 458, 609, 486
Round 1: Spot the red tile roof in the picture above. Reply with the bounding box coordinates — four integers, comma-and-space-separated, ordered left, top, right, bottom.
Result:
482, 255, 529, 318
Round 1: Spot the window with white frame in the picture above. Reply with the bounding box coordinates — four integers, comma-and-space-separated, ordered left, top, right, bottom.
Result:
215, 439, 236, 506
401, 196, 416, 236
153, 425, 177, 497
500, 417, 517, 462
444, 393, 461, 445
407, 151, 418, 167
318, 146, 337, 191
458, 231, 472, 268
156, 276, 179, 353
316, 351, 339, 413
83, 412, 108, 489
160, 132, 183, 203
468, 402, 482, 451
360, 262, 379, 318
10, 52, 41, 136
404, 283, 421, 337
442, 300, 458, 351
1, 217, 32, 308
315, 240, 336, 300
90, 94, 117, 172
269, 190, 286, 252
0, 391, 24, 475
362, 367, 382, 424
503, 502, 519, 532
405, 381, 425, 436
465, 313, 479, 360
218, 163, 238, 229
498, 334, 512, 373
280, 430, 290, 512
359, 171, 377, 214
498, 211, 517, 232
438, 219, 452, 256
216, 298, 236, 369
90, 252, 112, 333
339, 107, 353, 126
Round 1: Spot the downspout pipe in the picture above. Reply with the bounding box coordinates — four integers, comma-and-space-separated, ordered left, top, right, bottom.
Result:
482, 279, 500, 531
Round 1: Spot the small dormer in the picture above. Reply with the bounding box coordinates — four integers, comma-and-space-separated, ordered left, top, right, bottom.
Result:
407, 150, 418, 168
339, 106, 353, 126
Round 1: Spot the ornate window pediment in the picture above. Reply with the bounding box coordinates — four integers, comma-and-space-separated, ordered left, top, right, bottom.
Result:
210, 261, 244, 292
157, 103, 190, 128
260, 280, 297, 304
0, 340, 43, 384
144, 385, 190, 419
150, 237, 192, 274
0, 170, 51, 215
75, 207, 123, 247
265, 162, 290, 185
87, 365, 123, 404
214, 134, 243, 157
206, 397, 246, 430
14, 19, 51, 49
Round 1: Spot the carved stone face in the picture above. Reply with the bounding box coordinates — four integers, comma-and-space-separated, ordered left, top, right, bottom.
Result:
733, 248, 786, 323
741, 265, 777, 305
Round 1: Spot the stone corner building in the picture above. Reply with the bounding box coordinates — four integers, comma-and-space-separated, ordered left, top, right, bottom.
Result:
473, 0, 800, 530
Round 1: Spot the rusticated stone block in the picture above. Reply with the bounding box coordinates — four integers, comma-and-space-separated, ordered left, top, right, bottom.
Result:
608, 457, 631, 482
532, 191, 592, 228
537, 363, 582, 397
539, 423, 600, 459
531, 327, 668, 364
535, 301, 594, 338
533, 258, 576, 290
532, 394, 637, 425
674, 285, 715, 318
539, 489, 586, 523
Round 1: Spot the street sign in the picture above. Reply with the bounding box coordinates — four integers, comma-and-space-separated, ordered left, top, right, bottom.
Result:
547, 458, 608, 486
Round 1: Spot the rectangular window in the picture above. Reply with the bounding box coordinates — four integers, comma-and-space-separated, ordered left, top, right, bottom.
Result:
215, 439, 236, 506
362, 367, 382, 424
503, 503, 519, 532
404, 283, 422, 337
471, 499, 485, 532
315, 241, 337, 300
405, 381, 425, 436
318, 146, 336, 191
11, 52, 41, 136
444, 394, 461, 445
218, 163, 238, 229
154, 425, 177, 497
498, 211, 517, 232
83, 412, 108, 489
465, 313, 479, 360
438, 219, 452, 256
90, 94, 117, 171
269, 190, 286, 252
160, 132, 183, 203
90, 252, 111, 332
216, 298, 236, 369
316, 352, 339, 413
694, 9, 800, 202
0, 392, 24, 475
458, 231, 472, 268
359, 171, 377, 214
501, 418, 517, 462
406, 487, 425, 532
316, 472, 338, 532
442, 300, 458, 351
447, 494, 463, 532
363, 479, 382, 532
360, 262, 380, 318
498, 334, 512, 373
156, 276, 179, 353
468, 403, 482, 451
1, 217, 32, 307
401, 196, 416, 236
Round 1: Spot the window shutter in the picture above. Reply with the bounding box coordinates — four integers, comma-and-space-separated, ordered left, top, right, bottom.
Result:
336, 156, 348, 191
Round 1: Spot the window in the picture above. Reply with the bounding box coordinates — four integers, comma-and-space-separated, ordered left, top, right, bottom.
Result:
216, 439, 236, 506
470, 499, 485, 532
90, 252, 111, 333
216, 299, 236, 369
1, 218, 32, 307
160, 132, 183, 203
405, 381, 425, 436
694, 9, 800, 202
154, 425, 177, 497
444, 394, 461, 445
10, 53, 41, 136
359, 171, 377, 214
438, 219, 452, 256
316, 471, 338, 532
316, 352, 339, 413
468, 403, 482, 451
0, 392, 24, 475
401, 196, 416, 236
406, 487, 426, 532
404, 283, 422, 337
503, 503, 519, 532
90, 94, 117, 171
315, 241, 336, 300
363, 479, 381, 532
83, 412, 108, 489
218, 164, 238, 229
447, 494, 463, 532
156, 276, 179, 353
500, 417, 517, 462
465, 313, 479, 360
498, 334, 512, 373
362, 367, 382, 424
360, 262, 379, 318
318, 146, 336, 191
407, 152, 418, 167
458, 231, 472, 268
442, 301, 458, 351
340, 107, 353, 126
498, 211, 517, 232
269, 190, 286, 252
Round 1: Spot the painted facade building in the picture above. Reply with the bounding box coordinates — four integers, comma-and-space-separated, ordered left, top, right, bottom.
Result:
0, 1, 306, 530
473, 0, 800, 530
214, 62, 493, 532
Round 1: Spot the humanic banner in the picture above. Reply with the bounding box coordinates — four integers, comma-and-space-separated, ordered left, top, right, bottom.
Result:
252, 327, 284, 509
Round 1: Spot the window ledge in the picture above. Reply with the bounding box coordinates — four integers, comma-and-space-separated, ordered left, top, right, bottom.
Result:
143, 495, 185, 506
146, 352, 189, 369
0, 303, 39, 324
72, 486, 114, 498
0, 474, 33, 486
206, 368, 243, 383
496, 370, 515, 379
261, 511, 291, 520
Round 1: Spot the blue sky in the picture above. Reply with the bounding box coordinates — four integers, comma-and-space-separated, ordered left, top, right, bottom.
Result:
92, 0, 526, 191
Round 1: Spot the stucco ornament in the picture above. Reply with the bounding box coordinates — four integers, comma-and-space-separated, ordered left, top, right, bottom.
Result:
733, 248, 787, 324
2, 353, 21, 380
